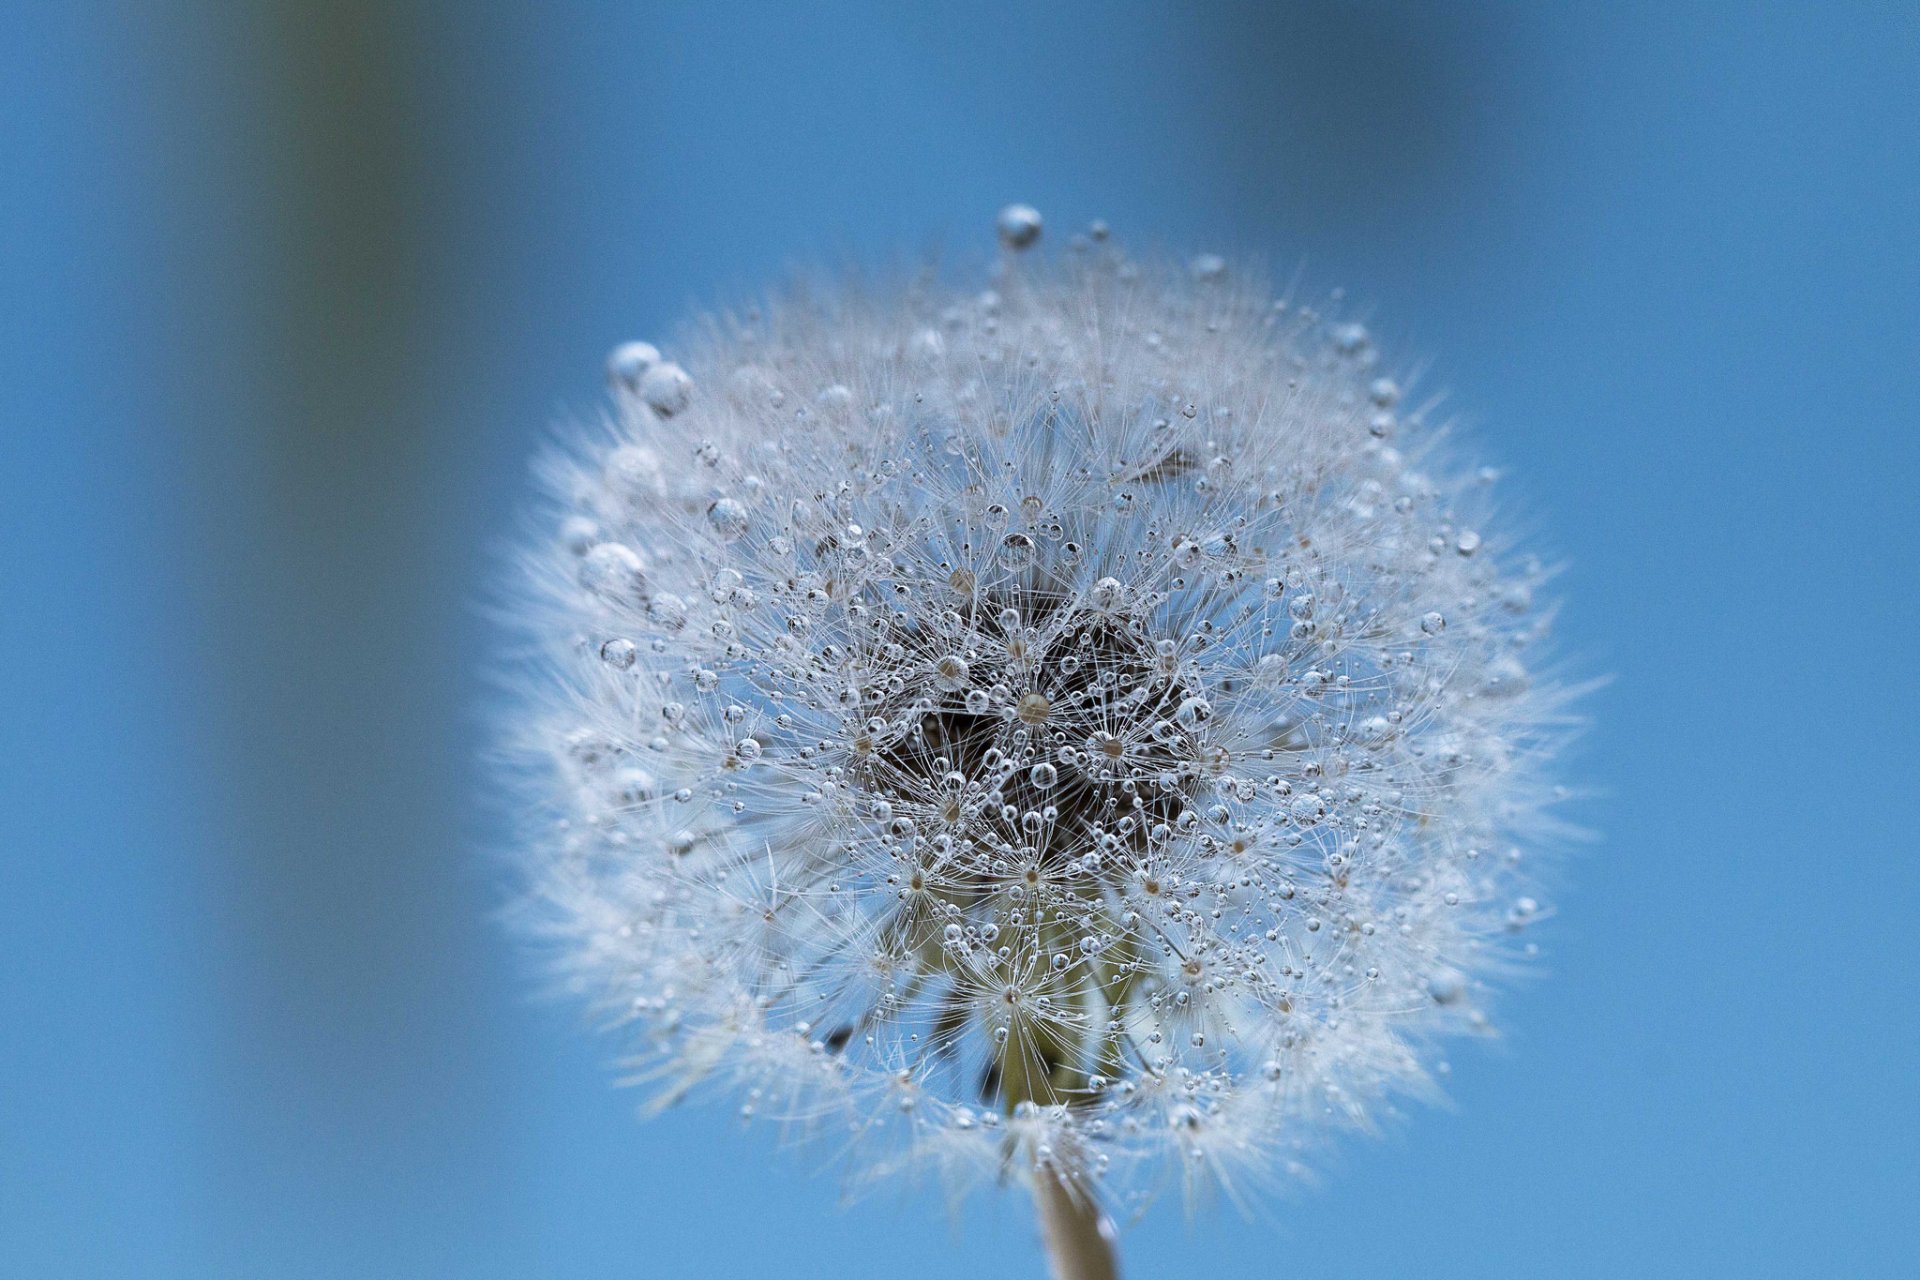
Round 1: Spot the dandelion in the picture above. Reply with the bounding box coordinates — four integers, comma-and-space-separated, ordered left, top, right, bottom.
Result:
499, 207, 1579, 1279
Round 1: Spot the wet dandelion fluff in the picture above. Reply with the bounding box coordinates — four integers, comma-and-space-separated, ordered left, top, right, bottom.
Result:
503, 214, 1579, 1225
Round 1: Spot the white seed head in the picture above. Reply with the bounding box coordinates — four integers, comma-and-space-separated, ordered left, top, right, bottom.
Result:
502, 217, 1578, 1214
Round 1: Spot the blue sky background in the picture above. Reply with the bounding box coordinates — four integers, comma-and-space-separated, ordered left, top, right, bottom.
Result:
4, 3, 1916, 1277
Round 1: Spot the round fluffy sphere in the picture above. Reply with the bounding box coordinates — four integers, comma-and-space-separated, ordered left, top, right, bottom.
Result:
505, 229, 1575, 1209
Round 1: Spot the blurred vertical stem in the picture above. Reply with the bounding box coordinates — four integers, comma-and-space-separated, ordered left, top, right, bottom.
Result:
1033, 1163, 1119, 1280
996, 933, 1121, 1280
203, 0, 508, 1266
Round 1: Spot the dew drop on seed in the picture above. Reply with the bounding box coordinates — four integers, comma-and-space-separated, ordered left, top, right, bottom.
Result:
999, 532, 1036, 569
648, 594, 688, 629
605, 340, 660, 391
1420, 611, 1447, 635
579, 542, 646, 602
1016, 692, 1052, 725
934, 655, 971, 692
640, 362, 694, 416
560, 515, 600, 556
599, 637, 637, 669
614, 766, 655, 803
707, 497, 750, 542
996, 203, 1042, 250
605, 445, 665, 500
1029, 762, 1058, 790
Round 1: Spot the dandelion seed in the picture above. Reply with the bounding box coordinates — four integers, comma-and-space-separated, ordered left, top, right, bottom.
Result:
499, 207, 1580, 1279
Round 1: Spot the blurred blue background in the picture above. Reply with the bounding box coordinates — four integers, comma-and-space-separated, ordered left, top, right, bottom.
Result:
4, 2, 1915, 1277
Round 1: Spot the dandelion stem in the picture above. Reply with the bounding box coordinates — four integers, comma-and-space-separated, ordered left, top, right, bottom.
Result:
1033, 1163, 1119, 1280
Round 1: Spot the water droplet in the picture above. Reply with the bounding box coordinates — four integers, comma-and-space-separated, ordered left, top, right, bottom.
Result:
1480, 655, 1530, 699
707, 497, 750, 542
934, 654, 971, 692
604, 445, 665, 500
1420, 611, 1447, 635
1175, 696, 1212, 725
605, 340, 660, 392
599, 637, 637, 669
640, 362, 694, 416
1029, 762, 1058, 790
579, 542, 647, 603
648, 594, 688, 630
613, 766, 655, 803
998, 532, 1036, 569
996, 203, 1042, 250
1016, 692, 1052, 725
560, 516, 600, 556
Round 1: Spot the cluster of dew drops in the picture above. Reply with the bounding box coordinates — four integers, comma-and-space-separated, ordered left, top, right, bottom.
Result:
527, 205, 1567, 1189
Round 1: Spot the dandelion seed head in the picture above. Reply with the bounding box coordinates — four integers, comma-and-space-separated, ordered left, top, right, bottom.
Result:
504, 212, 1578, 1213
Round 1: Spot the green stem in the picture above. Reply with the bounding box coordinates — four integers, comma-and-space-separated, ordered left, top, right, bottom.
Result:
1033, 1163, 1120, 1280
